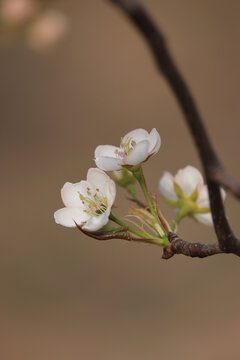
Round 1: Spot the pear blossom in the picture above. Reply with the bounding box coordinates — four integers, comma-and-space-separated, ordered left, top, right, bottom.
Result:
27, 10, 69, 51
1, 0, 36, 24
54, 168, 116, 232
95, 128, 161, 171
159, 165, 226, 226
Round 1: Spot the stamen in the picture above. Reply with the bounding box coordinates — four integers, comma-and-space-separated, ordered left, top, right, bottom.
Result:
78, 190, 108, 217
120, 136, 135, 155
114, 149, 125, 158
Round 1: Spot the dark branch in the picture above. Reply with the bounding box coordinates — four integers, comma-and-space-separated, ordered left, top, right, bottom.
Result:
107, 0, 240, 256
211, 168, 240, 199
162, 233, 223, 259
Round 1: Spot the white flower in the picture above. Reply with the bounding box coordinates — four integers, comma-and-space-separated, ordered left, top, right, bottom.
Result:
95, 128, 161, 171
54, 168, 116, 231
27, 10, 69, 51
159, 165, 226, 226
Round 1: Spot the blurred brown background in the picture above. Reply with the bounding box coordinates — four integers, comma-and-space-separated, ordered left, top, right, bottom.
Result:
1, 1, 240, 359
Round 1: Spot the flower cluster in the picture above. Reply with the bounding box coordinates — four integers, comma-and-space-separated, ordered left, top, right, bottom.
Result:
54, 128, 226, 247
0, 0, 69, 51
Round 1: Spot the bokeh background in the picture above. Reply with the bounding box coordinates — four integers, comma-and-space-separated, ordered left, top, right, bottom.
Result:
1, 1, 240, 359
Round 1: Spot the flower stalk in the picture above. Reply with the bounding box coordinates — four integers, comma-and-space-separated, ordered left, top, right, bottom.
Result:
131, 167, 157, 219
109, 213, 168, 246
109, 213, 149, 239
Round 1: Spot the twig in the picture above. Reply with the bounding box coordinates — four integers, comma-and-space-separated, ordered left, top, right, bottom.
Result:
107, 0, 240, 257
162, 233, 223, 259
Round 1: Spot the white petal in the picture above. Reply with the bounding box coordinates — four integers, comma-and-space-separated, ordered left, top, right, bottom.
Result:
84, 210, 110, 232
197, 185, 210, 208
197, 185, 226, 208
175, 166, 204, 197
87, 168, 111, 192
148, 128, 161, 155
124, 140, 149, 165
194, 213, 213, 226
159, 171, 178, 201
61, 182, 86, 208
54, 207, 90, 227
104, 180, 116, 207
94, 145, 121, 158
95, 156, 123, 171
76, 180, 97, 200
121, 128, 149, 145
195, 187, 225, 226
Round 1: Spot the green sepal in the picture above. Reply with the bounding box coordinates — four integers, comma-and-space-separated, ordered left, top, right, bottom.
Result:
111, 169, 136, 186
125, 183, 137, 199
164, 197, 179, 208
173, 181, 184, 198
126, 163, 142, 174
190, 187, 198, 202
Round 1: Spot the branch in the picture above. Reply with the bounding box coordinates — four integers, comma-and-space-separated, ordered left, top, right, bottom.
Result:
162, 233, 223, 259
211, 168, 240, 199
107, 0, 240, 256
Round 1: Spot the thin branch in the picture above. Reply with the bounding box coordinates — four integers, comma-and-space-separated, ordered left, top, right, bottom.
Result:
107, 0, 240, 256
